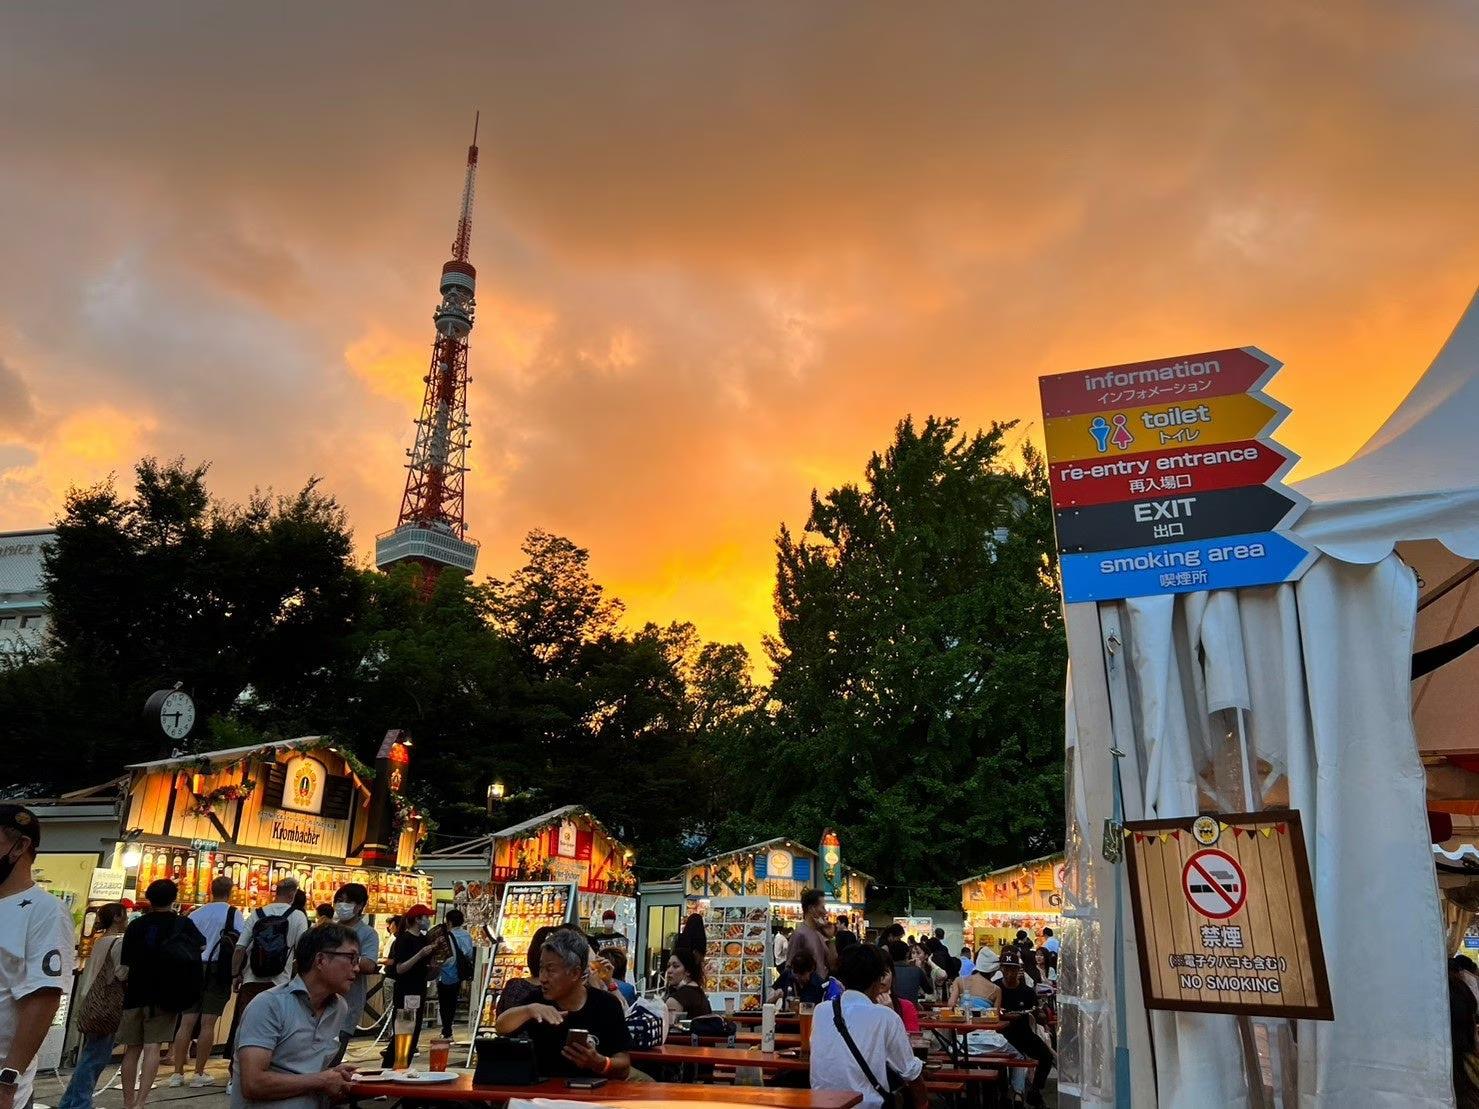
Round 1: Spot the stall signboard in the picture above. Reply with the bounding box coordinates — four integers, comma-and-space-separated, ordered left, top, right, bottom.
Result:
1122, 809, 1333, 1020
894, 916, 934, 938
1040, 347, 1315, 603
89, 868, 126, 901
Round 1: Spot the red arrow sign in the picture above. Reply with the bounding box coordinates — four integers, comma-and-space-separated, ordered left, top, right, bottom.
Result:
1039, 347, 1281, 419
1048, 438, 1295, 509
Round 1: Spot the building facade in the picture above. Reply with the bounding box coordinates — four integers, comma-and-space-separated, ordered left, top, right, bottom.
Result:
0, 529, 54, 656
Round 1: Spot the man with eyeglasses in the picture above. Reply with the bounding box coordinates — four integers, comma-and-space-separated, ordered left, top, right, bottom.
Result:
233, 925, 361, 1109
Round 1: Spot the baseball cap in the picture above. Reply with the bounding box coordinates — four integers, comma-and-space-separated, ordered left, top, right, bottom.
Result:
0, 804, 41, 850
404, 903, 435, 918
1000, 948, 1025, 970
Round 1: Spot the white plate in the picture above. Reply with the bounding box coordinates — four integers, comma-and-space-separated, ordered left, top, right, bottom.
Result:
356, 1070, 461, 1084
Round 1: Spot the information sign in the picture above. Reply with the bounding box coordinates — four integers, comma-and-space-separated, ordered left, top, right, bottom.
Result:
1041, 345, 1310, 603
1122, 809, 1332, 1020
1039, 347, 1282, 418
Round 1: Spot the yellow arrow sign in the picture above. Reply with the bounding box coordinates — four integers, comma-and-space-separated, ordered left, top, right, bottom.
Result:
1044, 392, 1288, 464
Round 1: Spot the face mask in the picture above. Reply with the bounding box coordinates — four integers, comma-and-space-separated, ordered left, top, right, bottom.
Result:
0, 847, 16, 887
333, 902, 358, 922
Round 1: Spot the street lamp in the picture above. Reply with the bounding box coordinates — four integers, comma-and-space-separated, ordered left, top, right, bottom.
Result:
486, 779, 506, 815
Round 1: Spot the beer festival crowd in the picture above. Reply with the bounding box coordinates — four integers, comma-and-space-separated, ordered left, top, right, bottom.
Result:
0, 811, 1057, 1109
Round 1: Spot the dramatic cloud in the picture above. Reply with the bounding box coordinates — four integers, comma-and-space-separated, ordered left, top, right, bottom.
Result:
0, 2, 1476, 659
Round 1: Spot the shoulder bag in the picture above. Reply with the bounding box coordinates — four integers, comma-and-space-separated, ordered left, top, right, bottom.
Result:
832, 997, 906, 1109
77, 937, 125, 1036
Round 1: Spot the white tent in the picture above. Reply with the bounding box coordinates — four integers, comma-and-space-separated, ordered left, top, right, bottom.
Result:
1060, 288, 1479, 1108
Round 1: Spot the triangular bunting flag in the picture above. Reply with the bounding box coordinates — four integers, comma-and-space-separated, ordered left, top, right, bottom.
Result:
1134, 832, 1145, 843
1158, 832, 1170, 843
1123, 828, 1133, 838
1230, 827, 1241, 837
1260, 826, 1274, 838
1218, 821, 1230, 832
1276, 823, 1287, 835
1171, 830, 1181, 841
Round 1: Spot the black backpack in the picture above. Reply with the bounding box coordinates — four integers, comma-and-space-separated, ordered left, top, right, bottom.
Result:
247, 908, 293, 979
150, 917, 205, 1013
207, 907, 240, 988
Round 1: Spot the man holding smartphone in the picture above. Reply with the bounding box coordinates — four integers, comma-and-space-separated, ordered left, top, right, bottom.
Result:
494, 929, 632, 1079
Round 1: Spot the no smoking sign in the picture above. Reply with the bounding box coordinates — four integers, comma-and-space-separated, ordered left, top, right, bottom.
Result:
1181, 848, 1246, 919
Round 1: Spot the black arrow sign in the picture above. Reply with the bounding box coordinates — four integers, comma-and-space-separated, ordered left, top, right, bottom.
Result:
1054, 482, 1307, 554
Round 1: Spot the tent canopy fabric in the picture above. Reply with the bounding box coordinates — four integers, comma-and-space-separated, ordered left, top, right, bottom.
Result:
1297, 288, 1479, 759
1296, 288, 1479, 564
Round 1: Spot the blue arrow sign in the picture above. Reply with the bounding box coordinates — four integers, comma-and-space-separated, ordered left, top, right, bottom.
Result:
1059, 530, 1315, 604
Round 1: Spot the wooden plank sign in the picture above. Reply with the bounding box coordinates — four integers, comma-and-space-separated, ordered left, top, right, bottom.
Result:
1122, 809, 1333, 1020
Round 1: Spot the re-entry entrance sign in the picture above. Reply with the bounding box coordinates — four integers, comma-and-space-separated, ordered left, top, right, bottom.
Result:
1122, 809, 1333, 1020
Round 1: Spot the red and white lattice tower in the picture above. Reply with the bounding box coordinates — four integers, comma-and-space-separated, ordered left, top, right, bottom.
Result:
375, 117, 482, 587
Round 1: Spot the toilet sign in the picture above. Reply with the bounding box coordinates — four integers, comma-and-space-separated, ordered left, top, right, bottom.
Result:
1123, 809, 1333, 1020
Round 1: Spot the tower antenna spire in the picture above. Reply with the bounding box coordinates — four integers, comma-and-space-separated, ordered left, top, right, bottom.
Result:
375, 121, 483, 592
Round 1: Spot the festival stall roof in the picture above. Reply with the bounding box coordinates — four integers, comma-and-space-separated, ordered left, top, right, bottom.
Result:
957, 852, 1064, 887
1061, 288, 1479, 1107
680, 837, 876, 882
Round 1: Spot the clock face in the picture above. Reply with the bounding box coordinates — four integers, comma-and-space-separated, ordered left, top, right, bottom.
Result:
159, 690, 195, 740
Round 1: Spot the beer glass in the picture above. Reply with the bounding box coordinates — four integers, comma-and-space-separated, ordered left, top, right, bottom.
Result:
392, 1008, 416, 1070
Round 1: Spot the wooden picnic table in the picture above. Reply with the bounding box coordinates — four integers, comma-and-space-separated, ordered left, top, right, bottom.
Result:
671, 1032, 805, 1048
635, 1045, 811, 1072
347, 1073, 862, 1109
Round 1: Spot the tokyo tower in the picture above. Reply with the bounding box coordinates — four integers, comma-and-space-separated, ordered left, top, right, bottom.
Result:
375, 117, 482, 587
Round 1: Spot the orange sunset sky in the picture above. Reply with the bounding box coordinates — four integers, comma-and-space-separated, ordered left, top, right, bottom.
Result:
1, 3, 1476, 664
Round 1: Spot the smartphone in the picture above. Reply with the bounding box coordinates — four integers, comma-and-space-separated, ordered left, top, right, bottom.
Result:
564, 1028, 591, 1048
566, 1078, 607, 1089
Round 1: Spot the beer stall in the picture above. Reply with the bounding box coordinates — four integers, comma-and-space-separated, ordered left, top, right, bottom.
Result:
461, 806, 636, 1055
114, 736, 432, 913
652, 833, 870, 1012
958, 852, 1064, 952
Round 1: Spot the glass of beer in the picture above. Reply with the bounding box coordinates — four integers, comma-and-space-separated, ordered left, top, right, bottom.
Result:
798, 1003, 815, 1047
392, 1009, 416, 1070
428, 1037, 451, 1072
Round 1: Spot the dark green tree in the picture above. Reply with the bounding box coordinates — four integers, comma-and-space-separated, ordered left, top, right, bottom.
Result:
3, 458, 364, 789
715, 416, 1065, 910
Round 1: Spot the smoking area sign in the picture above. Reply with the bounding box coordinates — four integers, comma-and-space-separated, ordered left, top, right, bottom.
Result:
1122, 809, 1333, 1020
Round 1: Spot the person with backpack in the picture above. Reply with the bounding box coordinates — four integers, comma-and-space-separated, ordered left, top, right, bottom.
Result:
119, 879, 206, 1109
166, 876, 237, 1088
225, 877, 307, 1068
434, 909, 475, 1040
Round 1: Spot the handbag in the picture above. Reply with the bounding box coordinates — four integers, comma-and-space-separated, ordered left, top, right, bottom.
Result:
626, 999, 666, 1049
473, 1036, 540, 1086
689, 1014, 736, 1039
77, 938, 125, 1037
832, 997, 906, 1109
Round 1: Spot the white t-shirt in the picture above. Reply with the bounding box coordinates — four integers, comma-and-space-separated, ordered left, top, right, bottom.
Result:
0, 884, 76, 1107
235, 903, 308, 986
188, 900, 239, 963
809, 991, 924, 1109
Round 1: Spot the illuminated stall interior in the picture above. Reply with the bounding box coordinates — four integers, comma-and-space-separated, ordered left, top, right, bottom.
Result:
960, 853, 1065, 953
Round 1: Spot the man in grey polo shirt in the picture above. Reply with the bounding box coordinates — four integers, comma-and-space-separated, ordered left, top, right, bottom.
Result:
233, 924, 359, 1109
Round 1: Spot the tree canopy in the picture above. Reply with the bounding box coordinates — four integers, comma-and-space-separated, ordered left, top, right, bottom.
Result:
5, 420, 1067, 900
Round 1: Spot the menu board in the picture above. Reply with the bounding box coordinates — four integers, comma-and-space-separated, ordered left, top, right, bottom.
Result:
470, 881, 577, 1040
703, 896, 772, 1014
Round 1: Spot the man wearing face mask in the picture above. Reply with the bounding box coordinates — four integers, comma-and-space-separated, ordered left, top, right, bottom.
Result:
0, 805, 76, 1109
382, 904, 438, 1066
328, 884, 379, 1065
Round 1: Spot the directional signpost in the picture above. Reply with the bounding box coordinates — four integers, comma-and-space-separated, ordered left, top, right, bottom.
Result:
1041, 346, 1313, 603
